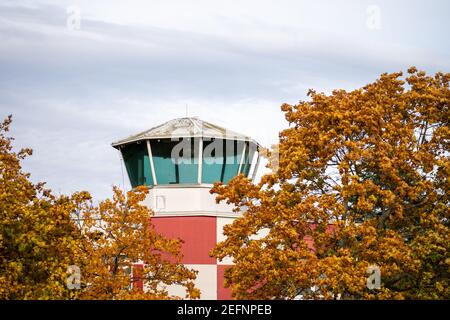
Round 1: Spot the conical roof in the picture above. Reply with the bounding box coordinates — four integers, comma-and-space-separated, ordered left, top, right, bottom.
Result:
112, 117, 259, 148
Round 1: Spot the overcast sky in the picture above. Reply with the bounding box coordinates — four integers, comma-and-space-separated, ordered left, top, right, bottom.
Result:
1, 0, 449, 200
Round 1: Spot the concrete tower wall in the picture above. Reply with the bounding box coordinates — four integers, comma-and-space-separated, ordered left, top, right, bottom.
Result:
143, 185, 238, 300
112, 118, 261, 300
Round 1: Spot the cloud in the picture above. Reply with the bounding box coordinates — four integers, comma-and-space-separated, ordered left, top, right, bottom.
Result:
0, 0, 448, 200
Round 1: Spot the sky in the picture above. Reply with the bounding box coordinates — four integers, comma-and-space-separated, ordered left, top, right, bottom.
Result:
0, 0, 449, 200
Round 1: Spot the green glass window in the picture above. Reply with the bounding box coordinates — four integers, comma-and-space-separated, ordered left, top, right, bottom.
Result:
121, 142, 153, 188
151, 138, 199, 184
202, 138, 223, 184
202, 139, 245, 184
223, 140, 245, 183
121, 138, 256, 187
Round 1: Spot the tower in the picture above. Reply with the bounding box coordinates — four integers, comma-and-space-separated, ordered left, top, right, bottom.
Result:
112, 117, 261, 299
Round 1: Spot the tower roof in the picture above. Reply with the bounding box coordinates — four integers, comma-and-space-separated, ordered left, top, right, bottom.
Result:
112, 117, 259, 148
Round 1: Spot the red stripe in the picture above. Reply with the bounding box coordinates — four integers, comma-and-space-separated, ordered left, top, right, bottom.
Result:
152, 216, 217, 264
217, 265, 233, 300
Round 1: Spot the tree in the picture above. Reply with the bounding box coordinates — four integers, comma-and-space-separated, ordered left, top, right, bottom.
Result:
211, 68, 450, 299
75, 186, 200, 300
0, 115, 85, 299
0, 116, 199, 299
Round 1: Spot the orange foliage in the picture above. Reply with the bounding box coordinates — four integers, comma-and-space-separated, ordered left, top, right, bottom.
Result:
75, 186, 200, 300
0, 116, 199, 299
211, 68, 450, 299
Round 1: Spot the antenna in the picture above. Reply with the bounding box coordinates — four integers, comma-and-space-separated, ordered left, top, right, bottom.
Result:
185, 104, 188, 117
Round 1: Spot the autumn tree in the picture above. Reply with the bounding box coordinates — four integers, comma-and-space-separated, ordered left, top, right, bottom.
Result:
0, 115, 86, 299
0, 116, 199, 300
211, 68, 450, 299
74, 186, 200, 300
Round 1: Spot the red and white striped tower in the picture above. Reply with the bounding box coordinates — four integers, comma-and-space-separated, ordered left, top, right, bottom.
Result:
112, 117, 261, 299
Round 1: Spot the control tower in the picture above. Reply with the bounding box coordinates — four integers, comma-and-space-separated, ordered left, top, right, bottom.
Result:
112, 117, 260, 299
